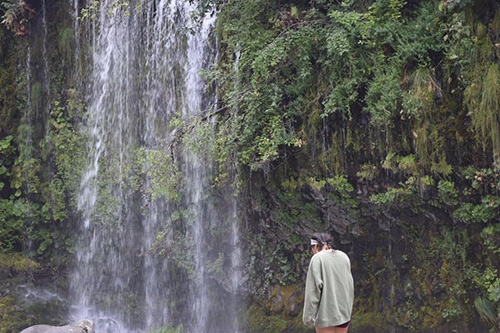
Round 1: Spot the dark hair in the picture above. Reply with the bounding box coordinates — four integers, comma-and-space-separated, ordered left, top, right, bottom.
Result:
311, 233, 332, 249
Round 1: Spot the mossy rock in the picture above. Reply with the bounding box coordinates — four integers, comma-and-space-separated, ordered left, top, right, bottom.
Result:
0, 295, 67, 333
264, 284, 303, 317
0, 252, 41, 274
0, 296, 30, 333
350, 310, 390, 333
246, 284, 310, 332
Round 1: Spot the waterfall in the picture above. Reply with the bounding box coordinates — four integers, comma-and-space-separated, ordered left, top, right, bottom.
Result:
21, 0, 51, 253
41, 0, 50, 119
71, 1, 243, 332
22, 44, 34, 253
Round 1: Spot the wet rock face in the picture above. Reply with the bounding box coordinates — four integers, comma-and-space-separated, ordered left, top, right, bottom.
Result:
20, 319, 95, 333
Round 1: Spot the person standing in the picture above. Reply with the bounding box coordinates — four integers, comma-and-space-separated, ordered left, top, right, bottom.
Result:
303, 233, 354, 333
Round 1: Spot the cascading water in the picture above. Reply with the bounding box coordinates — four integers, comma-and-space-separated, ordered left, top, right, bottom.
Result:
21, 0, 51, 254
41, 0, 50, 121
71, 1, 243, 332
21, 44, 34, 254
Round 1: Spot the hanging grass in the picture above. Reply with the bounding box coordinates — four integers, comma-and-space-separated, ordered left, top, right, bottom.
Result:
58, 28, 75, 66
476, 63, 500, 168
491, 10, 500, 40
409, 67, 438, 116
474, 297, 499, 329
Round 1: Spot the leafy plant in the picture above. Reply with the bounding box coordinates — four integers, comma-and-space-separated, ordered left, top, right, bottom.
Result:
453, 196, 499, 223
357, 163, 378, 182
327, 175, 354, 198
370, 186, 411, 205
0, 0, 35, 36
437, 180, 458, 205
481, 224, 500, 254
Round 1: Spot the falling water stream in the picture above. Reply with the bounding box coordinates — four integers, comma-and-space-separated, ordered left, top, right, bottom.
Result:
22, 0, 51, 254
71, 1, 242, 332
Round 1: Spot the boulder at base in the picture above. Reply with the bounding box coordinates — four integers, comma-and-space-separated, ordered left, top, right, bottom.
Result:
20, 319, 95, 333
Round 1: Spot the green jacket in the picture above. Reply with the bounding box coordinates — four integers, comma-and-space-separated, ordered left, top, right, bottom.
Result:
302, 249, 354, 328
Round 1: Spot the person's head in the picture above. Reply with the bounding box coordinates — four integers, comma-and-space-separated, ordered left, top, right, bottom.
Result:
310, 233, 332, 254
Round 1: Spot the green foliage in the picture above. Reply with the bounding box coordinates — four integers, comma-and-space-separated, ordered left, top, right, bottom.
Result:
280, 177, 298, 191
245, 304, 288, 333
0, 135, 14, 192
0, 198, 31, 251
79, 1, 100, 20
0, 293, 67, 333
0, 296, 28, 333
357, 163, 379, 182
351, 310, 389, 332
464, 61, 500, 169
214, 0, 327, 170
0, 0, 35, 36
437, 180, 458, 205
387, 226, 477, 329
207, 0, 500, 185
370, 186, 411, 205
478, 64, 500, 167
381, 151, 398, 170
326, 175, 354, 198
453, 196, 499, 223
398, 155, 418, 175
431, 159, 453, 176
134, 145, 181, 203
0, 88, 86, 257
470, 266, 500, 303
307, 177, 326, 192
0, 133, 47, 253
244, 284, 308, 333
274, 189, 321, 230
481, 224, 500, 254
58, 28, 75, 65
202, 4, 500, 328
78, 0, 144, 20
365, 65, 402, 126
0, 55, 18, 136
0, 251, 40, 271
45, 97, 86, 210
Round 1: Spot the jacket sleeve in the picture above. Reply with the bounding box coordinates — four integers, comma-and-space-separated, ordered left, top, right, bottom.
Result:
302, 257, 323, 327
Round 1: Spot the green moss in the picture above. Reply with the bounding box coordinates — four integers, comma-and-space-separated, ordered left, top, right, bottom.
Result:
350, 311, 389, 332
0, 293, 68, 333
57, 28, 74, 65
274, 189, 321, 230
0, 296, 28, 333
478, 63, 500, 166
246, 304, 287, 333
0, 252, 41, 273
30, 82, 43, 115
0, 31, 20, 137
318, 132, 344, 175
246, 284, 309, 333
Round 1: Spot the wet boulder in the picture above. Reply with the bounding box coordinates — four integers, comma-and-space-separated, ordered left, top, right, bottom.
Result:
20, 319, 95, 333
